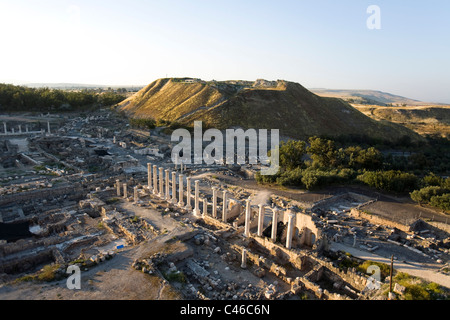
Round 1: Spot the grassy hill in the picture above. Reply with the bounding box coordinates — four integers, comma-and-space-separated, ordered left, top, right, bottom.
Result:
354, 105, 450, 138
119, 78, 421, 141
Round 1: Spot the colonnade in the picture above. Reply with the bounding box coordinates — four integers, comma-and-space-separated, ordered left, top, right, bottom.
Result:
116, 163, 300, 250
2, 121, 51, 135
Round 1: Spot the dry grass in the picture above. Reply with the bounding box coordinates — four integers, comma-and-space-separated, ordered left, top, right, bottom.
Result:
119, 78, 422, 142
354, 105, 450, 138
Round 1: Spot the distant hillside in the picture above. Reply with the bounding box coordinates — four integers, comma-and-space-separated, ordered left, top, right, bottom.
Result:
23, 83, 145, 91
355, 105, 450, 138
310, 89, 432, 106
119, 78, 421, 141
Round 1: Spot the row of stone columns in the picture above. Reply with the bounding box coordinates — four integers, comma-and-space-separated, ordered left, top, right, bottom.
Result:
2, 122, 51, 134
240, 203, 298, 250
143, 163, 297, 250
145, 164, 231, 219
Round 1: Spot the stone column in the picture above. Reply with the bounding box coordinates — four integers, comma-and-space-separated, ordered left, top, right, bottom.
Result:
159, 167, 164, 198
165, 169, 170, 201
25, 125, 29, 133
18, 125, 22, 133
212, 187, 218, 218
257, 204, 265, 237
116, 179, 121, 197
185, 177, 192, 211
222, 190, 228, 222
193, 180, 200, 217
244, 199, 251, 237
123, 183, 127, 199
134, 186, 139, 203
271, 208, 278, 242
178, 174, 184, 207
47, 121, 51, 134
241, 248, 247, 269
153, 165, 158, 194
171, 172, 177, 204
147, 163, 152, 192
3, 122, 6, 134
203, 198, 208, 216
286, 212, 296, 249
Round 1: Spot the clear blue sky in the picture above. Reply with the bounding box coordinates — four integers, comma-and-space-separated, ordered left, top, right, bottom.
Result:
1, 0, 449, 103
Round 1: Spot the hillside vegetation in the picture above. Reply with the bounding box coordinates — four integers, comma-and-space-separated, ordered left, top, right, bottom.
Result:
256, 136, 450, 212
0, 83, 126, 112
119, 78, 420, 142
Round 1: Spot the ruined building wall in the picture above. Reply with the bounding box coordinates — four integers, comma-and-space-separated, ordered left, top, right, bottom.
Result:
0, 185, 84, 206
277, 211, 321, 248
250, 235, 368, 293
350, 208, 410, 232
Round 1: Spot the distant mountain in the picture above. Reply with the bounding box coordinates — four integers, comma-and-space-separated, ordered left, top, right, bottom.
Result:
22, 83, 145, 90
119, 78, 421, 141
309, 89, 440, 106
24, 83, 102, 89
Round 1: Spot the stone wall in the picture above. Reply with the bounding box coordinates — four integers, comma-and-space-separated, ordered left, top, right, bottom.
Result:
350, 208, 411, 232
250, 235, 369, 295
0, 184, 84, 206
311, 192, 373, 212
0, 249, 54, 274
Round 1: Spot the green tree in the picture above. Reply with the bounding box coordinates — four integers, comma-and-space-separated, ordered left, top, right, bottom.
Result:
357, 170, 418, 193
410, 186, 446, 205
430, 194, 450, 212
307, 136, 338, 168
301, 170, 320, 190
421, 173, 444, 187
344, 146, 383, 170
279, 140, 306, 171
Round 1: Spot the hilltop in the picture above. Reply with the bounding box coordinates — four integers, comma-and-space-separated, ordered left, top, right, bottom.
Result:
119, 78, 420, 141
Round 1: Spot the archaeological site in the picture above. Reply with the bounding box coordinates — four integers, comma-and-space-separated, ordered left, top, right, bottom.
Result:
0, 111, 449, 302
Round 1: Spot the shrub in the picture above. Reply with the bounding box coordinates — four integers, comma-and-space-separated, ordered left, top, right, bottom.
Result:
301, 170, 320, 190
429, 193, 450, 211
410, 186, 447, 205
357, 260, 391, 280
129, 118, 156, 130
357, 170, 418, 193
393, 272, 447, 300
279, 140, 306, 170
164, 271, 186, 283
255, 171, 278, 184
37, 264, 61, 282
421, 173, 444, 187
276, 167, 304, 187
403, 284, 431, 300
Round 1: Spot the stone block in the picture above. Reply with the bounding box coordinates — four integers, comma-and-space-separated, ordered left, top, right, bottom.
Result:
394, 283, 406, 295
